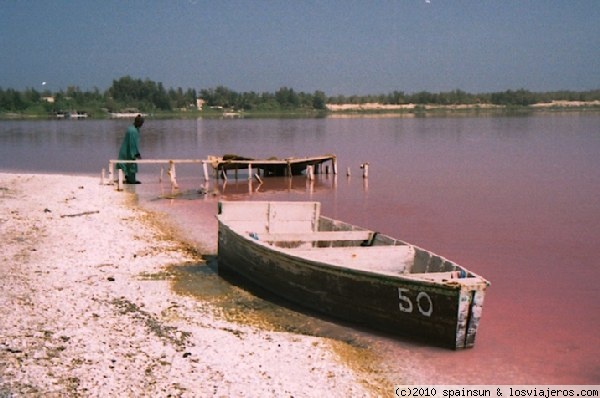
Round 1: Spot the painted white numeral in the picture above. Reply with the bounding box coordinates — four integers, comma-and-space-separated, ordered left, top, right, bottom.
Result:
416, 291, 433, 317
398, 288, 413, 313
398, 288, 433, 317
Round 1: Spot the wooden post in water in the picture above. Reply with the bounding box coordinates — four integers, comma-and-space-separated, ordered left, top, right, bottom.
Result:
168, 161, 178, 189
332, 158, 338, 175
202, 161, 209, 181
101, 168, 105, 185
117, 169, 124, 191
361, 162, 369, 179
108, 161, 114, 184
248, 163, 253, 181
306, 165, 314, 181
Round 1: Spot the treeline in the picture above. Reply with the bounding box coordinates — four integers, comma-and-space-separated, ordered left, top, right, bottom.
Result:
1, 75, 599, 115
180, 86, 600, 110
328, 88, 600, 107
199, 86, 327, 111
199, 87, 600, 110
0, 76, 197, 114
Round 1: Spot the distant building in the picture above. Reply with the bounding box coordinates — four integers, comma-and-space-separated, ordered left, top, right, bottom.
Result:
42, 96, 55, 104
196, 98, 206, 110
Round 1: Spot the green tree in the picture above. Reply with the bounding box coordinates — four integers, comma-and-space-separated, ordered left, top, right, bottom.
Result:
108, 76, 172, 111
312, 90, 327, 110
275, 87, 299, 109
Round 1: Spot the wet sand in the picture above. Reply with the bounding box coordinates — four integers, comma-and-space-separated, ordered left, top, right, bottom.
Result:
0, 173, 380, 397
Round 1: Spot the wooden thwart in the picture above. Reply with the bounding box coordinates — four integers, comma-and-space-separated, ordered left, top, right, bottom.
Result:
280, 245, 415, 275
257, 230, 373, 242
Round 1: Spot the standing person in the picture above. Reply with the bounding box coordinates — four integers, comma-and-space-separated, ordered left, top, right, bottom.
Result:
117, 114, 144, 184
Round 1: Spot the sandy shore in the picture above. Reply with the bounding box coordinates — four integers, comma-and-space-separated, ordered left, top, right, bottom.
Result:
0, 173, 378, 397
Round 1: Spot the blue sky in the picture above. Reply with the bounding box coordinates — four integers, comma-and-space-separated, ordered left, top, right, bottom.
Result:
1, 0, 598, 95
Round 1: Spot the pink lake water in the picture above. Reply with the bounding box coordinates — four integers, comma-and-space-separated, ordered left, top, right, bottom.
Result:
1, 114, 599, 383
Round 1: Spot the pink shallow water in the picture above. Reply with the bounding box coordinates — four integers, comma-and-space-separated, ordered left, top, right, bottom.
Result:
136, 153, 600, 384
128, 115, 600, 384
2, 114, 599, 384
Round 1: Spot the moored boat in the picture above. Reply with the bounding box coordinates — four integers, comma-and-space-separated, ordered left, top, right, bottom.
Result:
217, 200, 490, 349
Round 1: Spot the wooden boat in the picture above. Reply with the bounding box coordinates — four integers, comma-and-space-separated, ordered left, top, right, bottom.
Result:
217, 201, 490, 349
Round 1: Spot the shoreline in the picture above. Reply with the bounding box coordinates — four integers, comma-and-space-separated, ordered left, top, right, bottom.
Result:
0, 172, 381, 396
2, 101, 599, 120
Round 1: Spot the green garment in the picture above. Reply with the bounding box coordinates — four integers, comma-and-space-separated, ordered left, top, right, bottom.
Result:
117, 125, 140, 180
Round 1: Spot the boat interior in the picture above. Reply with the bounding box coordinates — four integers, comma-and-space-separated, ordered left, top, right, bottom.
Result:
219, 201, 477, 282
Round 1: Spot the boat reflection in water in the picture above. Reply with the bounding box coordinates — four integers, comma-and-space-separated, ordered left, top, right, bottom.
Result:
218, 173, 339, 197
148, 172, 341, 202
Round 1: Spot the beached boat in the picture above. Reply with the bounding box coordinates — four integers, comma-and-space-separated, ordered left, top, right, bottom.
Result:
217, 201, 490, 349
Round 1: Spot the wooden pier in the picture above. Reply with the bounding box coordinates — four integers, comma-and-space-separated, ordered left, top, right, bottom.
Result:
207, 154, 337, 179
103, 154, 338, 191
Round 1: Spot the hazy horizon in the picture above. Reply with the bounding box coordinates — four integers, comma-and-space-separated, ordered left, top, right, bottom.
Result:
1, 1, 598, 95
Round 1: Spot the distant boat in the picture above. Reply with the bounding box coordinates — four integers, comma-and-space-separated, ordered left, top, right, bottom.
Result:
68, 111, 89, 119
217, 200, 490, 349
109, 112, 148, 119
51, 111, 88, 119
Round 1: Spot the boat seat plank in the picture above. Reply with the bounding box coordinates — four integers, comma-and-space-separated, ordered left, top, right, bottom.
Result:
407, 271, 457, 281
259, 230, 372, 242
281, 245, 414, 275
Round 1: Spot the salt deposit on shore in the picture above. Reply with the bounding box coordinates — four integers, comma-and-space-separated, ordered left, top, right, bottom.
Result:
0, 173, 378, 397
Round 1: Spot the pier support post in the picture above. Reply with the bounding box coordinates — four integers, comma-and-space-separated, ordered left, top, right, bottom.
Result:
306, 165, 314, 181
108, 161, 114, 184
117, 169, 124, 191
202, 161, 209, 181
361, 162, 369, 179
168, 161, 179, 189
